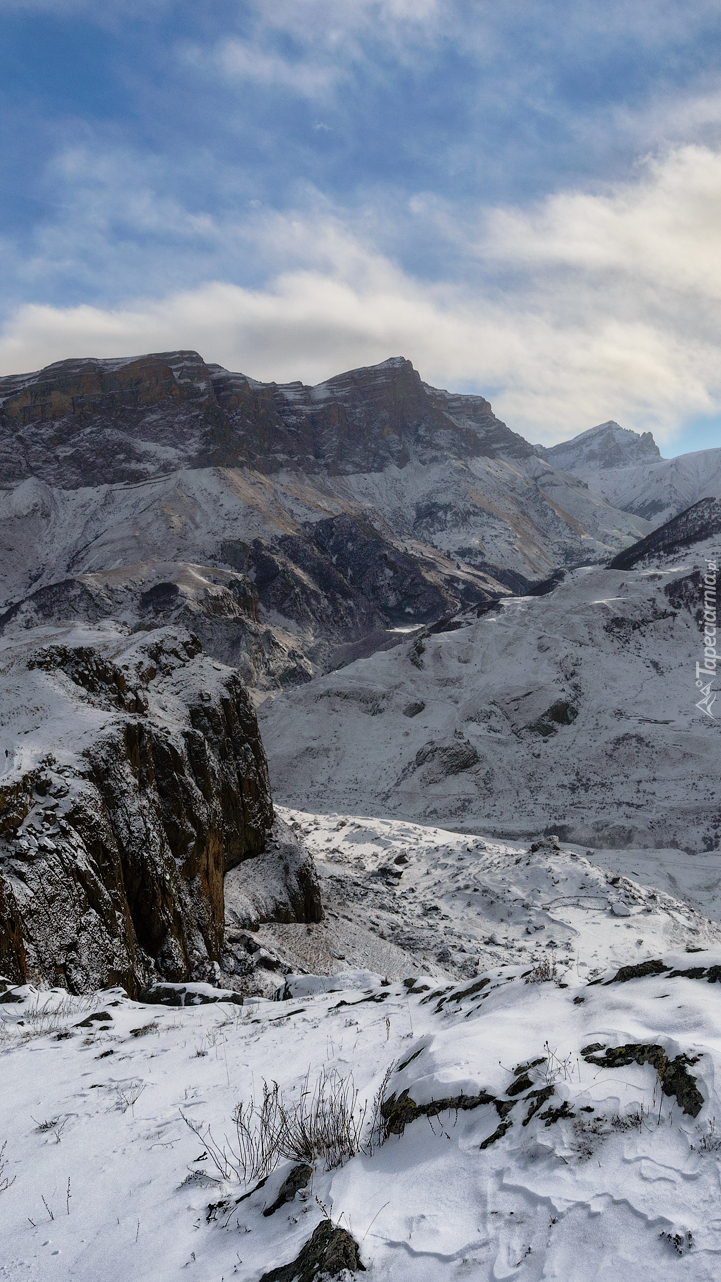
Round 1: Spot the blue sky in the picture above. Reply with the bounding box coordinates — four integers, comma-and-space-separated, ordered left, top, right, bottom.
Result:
1, 0, 721, 452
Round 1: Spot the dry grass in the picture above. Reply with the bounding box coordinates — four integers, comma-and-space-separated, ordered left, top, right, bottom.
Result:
183, 1067, 369, 1187
0, 1141, 15, 1193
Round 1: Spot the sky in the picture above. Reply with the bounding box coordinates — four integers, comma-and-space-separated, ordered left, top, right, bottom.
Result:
1, 2, 721, 452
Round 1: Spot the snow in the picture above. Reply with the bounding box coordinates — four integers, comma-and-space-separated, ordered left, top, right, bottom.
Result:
582, 446, 721, 527
3, 362, 721, 1276
4, 847, 721, 1280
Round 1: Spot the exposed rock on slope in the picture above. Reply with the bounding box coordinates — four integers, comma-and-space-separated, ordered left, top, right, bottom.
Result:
0, 350, 654, 694
0, 352, 526, 487
609, 497, 721, 570
0, 626, 320, 994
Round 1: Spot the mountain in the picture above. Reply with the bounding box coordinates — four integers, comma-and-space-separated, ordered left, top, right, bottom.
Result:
260, 527, 721, 852
536, 420, 661, 474
0, 350, 654, 690
0, 351, 531, 486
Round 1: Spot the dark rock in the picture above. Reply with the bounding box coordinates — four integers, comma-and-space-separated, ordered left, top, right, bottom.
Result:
605, 959, 669, 984
140, 983, 243, 1006
381, 1086, 498, 1136
74, 1009, 113, 1027
401, 739, 481, 785
527, 701, 578, 736
522, 1087, 555, 1126
0, 631, 323, 996
506, 1073, 533, 1097
479, 1119, 513, 1149
581, 1044, 703, 1117
403, 701, 426, 718
262, 1163, 313, 1217
257, 1219, 366, 1281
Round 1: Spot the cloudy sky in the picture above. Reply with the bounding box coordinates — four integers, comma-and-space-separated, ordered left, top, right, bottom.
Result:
1, 0, 721, 452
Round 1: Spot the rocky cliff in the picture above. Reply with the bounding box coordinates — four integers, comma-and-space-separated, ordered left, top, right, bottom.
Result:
0, 626, 320, 995
0, 351, 526, 488
536, 420, 661, 474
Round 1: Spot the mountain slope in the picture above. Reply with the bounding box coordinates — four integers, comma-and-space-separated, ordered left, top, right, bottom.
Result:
260, 533, 720, 851
0, 351, 655, 690
609, 497, 721, 570
585, 446, 721, 524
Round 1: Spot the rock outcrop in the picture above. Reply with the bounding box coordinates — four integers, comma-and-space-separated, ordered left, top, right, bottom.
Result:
0, 627, 320, 995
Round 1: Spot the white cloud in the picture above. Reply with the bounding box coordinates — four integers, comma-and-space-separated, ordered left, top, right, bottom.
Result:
3, 145, 721, 448
184, 38, 343, 99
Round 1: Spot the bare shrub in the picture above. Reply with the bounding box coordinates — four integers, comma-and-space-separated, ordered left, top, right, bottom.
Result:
4, 993, 97, 1044
572, 1109, 647, 1159
183, 1068, 367, 1187
694, 1117, 721, 1153
525, 955, 559, 984
114, 1082, 146, 1113
364, 1062, 396, 1155
535, 1042, 579, 1086
32, 1116, 69, 1143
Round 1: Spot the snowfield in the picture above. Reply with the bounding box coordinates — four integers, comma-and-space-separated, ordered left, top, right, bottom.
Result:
2, 352, 721, 1279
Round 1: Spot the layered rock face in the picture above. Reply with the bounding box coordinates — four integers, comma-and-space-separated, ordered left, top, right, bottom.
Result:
0, 352, 523, 488
0, 627, 320, 995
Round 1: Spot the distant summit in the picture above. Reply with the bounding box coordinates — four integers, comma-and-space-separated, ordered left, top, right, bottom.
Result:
536, 421, 662, 474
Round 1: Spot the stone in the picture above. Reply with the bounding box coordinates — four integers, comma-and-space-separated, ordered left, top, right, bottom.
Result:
257, 1219, 366, 1281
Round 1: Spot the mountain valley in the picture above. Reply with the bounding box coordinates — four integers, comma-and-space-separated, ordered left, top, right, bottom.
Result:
1, 349, 720, 1281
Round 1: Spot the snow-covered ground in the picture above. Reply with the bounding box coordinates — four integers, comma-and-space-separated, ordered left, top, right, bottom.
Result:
266, 809, 721, 984
5, 809, 721, 1280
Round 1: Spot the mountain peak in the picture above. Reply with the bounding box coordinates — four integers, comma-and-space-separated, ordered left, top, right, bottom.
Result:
536, 420, 662, 474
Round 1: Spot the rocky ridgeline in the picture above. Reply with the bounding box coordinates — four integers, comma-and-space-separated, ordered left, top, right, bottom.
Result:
0, 628, 320, 995
0, 351, 527, 487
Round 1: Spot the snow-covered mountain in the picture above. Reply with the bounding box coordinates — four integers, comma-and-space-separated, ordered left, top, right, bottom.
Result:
0, 350, 655, 691
260, 522, 721, 853
585, 445, 721, 524
536, 419, 661, 473
3, 350, 721, 1282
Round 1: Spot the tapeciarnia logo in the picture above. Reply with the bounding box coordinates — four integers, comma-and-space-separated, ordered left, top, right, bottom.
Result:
695, 557, 718, 718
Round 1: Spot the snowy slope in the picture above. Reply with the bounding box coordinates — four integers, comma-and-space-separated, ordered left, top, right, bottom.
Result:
582, 446, 721, 525
4, 895, 721, 1281
260, 540, 721, 852
0, 454, 652, 612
